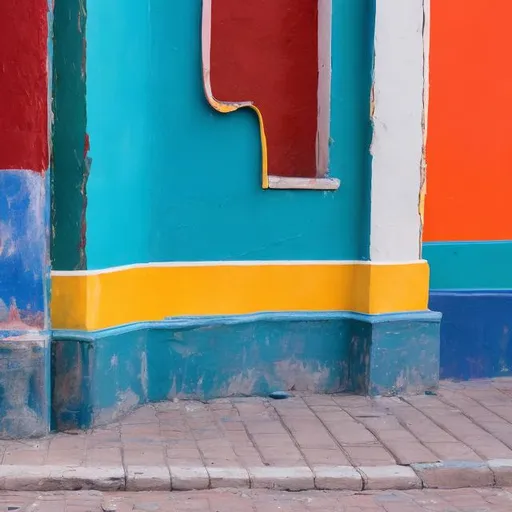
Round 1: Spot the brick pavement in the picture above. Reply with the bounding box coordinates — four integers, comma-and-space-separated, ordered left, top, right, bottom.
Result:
1, 488, 512, 511
3, 379, 512, 491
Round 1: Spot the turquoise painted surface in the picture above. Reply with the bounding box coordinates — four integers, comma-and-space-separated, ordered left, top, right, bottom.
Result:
51, 310, 439, 430
424, 241, 512, 290
349, 317, 440, 396
83, 0, 375, 269
53, 317, 352, 429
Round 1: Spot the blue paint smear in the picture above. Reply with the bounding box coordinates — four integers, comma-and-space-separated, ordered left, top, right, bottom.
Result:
0, 171, 47, 317
83, 0, 375, 268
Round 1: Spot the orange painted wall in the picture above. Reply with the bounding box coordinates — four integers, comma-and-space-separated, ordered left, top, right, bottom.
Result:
424, 0, 512, 242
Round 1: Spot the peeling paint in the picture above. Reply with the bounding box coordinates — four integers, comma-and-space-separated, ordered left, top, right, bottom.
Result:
418, 0, 430, 256
0, 337, 49, 438
52, 311, 439, 431
0, 172, 48, 330
370, 0, 426, 262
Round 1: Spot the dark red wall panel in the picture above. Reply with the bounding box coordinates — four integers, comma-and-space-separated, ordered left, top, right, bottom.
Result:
0, 0, 48, 172
210, 0, 319, 178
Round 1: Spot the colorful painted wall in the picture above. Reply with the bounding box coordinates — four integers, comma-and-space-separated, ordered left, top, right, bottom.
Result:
50, 0, 437, 430
0, 0, 51, 437
424, 0, 512, 380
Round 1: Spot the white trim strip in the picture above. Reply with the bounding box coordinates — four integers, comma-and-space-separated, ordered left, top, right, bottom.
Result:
268, 176, 340, 190
369, 0, 427, 262
51, 259, 428, 277
316, 0, 332, 177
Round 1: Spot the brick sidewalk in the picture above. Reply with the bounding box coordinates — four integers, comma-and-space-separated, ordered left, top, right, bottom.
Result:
2, 488, 512, 512
2, 378, 512, 491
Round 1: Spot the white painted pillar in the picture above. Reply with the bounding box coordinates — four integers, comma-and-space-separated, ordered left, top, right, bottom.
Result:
370, 0, 430, 262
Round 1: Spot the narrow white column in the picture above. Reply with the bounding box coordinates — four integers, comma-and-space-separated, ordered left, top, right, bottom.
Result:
370, 0, 430, 262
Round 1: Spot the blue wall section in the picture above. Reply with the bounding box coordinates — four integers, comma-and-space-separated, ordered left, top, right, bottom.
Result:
0, 172, 48, 326
0, 171, 50, 438
431, 291, 512, 380
83, 0, 375, 269
425, 241, 512, 380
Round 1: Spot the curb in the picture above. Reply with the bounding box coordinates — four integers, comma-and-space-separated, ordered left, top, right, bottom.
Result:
0, 461, 509, 492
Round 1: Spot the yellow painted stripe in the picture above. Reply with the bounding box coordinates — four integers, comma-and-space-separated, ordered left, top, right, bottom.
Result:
51, 262, 430, 331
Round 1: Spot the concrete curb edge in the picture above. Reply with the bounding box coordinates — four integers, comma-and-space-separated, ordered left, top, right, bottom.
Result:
0, 461, 509, 492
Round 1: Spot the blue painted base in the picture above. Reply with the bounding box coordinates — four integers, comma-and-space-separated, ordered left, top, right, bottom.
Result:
51, 311, 441, 431
430, 291, 512, 380
349, 314, 441, 395
0, 332, 50, 438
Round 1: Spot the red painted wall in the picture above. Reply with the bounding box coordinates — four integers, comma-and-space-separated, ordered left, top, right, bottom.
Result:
424, 0, 512, 242
210, 0, 319, 178
0, 0, 48, 172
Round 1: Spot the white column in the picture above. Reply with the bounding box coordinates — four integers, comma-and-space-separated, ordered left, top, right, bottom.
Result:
370, 0, 430, 262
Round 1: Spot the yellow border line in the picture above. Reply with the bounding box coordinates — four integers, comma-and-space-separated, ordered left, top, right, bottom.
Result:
52, 262, 430, 330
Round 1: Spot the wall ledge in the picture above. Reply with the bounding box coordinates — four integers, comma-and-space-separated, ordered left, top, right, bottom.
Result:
267, 176, 340, 191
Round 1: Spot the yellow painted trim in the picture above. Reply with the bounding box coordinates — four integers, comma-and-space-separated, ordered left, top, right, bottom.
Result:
51, 262, 430, 331
205, 95, 269, 189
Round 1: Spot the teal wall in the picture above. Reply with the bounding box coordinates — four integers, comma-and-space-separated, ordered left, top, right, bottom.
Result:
424, 242, 512, 290
72, 0, 375, 270
424, 240, 512, 380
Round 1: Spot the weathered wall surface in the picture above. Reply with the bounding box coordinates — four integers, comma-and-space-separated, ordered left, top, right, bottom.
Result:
50, 1, 437, 428
0, 0, 51, 437
53, 0, 374, 270
424, 0, 512, 380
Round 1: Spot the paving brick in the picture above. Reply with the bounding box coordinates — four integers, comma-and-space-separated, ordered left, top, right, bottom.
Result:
301, 448, 351, 467
8, 381, 512, 496
46, 449, 85, 466
405, 396, 512, 460
86, 448, 123, 467
344, 446, 396, 466
3, 450, 47, 466
353, 415, 438, 465
438, 389, 512, 449
2, 488, 512, 511
123, 448, 165, 467
379, 397, 482, 461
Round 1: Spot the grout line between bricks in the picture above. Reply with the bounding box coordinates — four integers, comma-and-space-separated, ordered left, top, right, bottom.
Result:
268, 400, 316, 478
179, 402, 211, 490
400, 396, 489, 461
461, 387, 512, 428
490, 383, 512, 401
301, 396, 357, 468
231, 400, 269, 469
335, 399, 398, 466
117, 423, 128, 491
435, 392, 512, 454
154, 405, 173, 491
380, 401, 442, 463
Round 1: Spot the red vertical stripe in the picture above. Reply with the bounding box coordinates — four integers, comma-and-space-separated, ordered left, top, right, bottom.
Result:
0, 0, 48, 172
